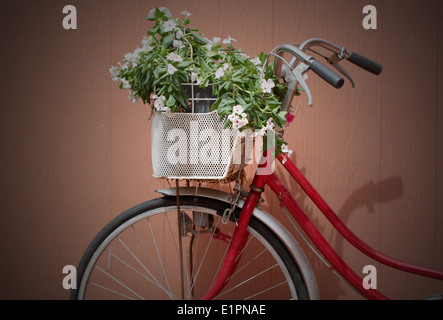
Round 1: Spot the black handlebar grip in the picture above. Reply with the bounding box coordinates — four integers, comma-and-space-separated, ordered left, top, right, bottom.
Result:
347, 52, 383, 75
310, 60, 344, 89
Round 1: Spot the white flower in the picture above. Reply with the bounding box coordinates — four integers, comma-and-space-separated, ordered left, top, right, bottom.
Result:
162, 106, 171, 114
124, 48, 143, 66
180, 10, 191, 17
205, 43, 213, 51
228, 114, 239, 122
191, 72, 200, 83
167, 63, 178, 74
133, 47, 143, 60
260, 78, 275, 94
175, 28, 183, 39
281, 144, 293, 156
173, 39, 183, 49
222, 35, 237, 44
129, 90, 139, 103
109, 66, 119, 82
266, 118, 275, 130
255, 118, 275, 137
250, 57, 261, 65
124, 52, 134, 61
166, 52, 183, 62
256, 127, 267, 137
223, 63, 229, 71
153, 95, 166, 111
205, 37, 221, 50
147, 7, 171, 19
163, 19, 177, 32
232, 117, 248, 129
215, 67, 225, 79
232, 105, 244, 115
121, 78, 131, 89
229, 105, 248, 129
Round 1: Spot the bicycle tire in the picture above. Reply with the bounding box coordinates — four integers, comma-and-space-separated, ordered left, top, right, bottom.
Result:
70, 196, 309, 300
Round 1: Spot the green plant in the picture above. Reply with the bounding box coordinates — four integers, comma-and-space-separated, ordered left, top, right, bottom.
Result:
110, 7, 299, 156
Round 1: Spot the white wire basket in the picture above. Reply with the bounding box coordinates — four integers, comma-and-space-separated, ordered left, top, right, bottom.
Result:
151, 83, 244, 181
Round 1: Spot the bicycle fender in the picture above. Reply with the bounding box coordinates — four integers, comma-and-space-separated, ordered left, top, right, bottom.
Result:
156, 187, 320, 300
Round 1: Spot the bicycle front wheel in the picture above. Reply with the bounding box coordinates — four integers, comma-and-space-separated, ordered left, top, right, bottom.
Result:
70, 196, 308, 300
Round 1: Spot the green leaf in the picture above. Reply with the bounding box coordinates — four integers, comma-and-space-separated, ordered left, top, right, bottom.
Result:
235, 95, 247, 107
234, 54, 245, 64
178, 60, 194, 68
188, 31, 208, 44
211, 98, 221, 111
277, 111, 287, 119
162, 33, 175, 47
152, 73, 169, 86
206, 51, 218, 58
271, 110, 286, 127
165, 95, 176, 107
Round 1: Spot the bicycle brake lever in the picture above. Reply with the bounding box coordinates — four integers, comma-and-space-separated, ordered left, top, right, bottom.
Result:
291, 62, 313, 106
328, 53, 355, 88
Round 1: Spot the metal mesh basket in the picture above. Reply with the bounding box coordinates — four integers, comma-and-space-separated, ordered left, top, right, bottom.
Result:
151, 83, 243, 180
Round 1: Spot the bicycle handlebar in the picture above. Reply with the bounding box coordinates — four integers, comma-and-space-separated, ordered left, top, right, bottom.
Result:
310, 60, 344, 89
270, 38, 383, 113
347, 51, 383, 75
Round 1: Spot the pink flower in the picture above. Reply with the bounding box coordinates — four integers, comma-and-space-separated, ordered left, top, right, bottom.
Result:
286, 113, 295, 125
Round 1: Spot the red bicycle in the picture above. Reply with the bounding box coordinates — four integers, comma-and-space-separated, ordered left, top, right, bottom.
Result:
71, 38, 443, 300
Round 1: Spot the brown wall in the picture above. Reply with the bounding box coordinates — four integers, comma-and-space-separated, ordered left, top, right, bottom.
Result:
1, 0, 442, 299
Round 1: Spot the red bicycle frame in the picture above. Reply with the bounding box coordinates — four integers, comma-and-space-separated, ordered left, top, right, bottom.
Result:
203, 152, 443, 300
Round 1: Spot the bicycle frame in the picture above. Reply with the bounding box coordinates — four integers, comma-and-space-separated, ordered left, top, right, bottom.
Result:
202, 152, 443, 300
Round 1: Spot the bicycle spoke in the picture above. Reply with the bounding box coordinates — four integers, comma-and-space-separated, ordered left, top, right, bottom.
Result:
187, 216, 222, 296
205, 217, 231, 290
165, 211, 180, 257
104, 246, 176, 299
130, 225, 172, 296
89, 281, 137, 300
94, 265, 145, 300
215, 264, 280, 299
244, 281, 288, 300
227, 247, 268, 281
146, 217, 173, 296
